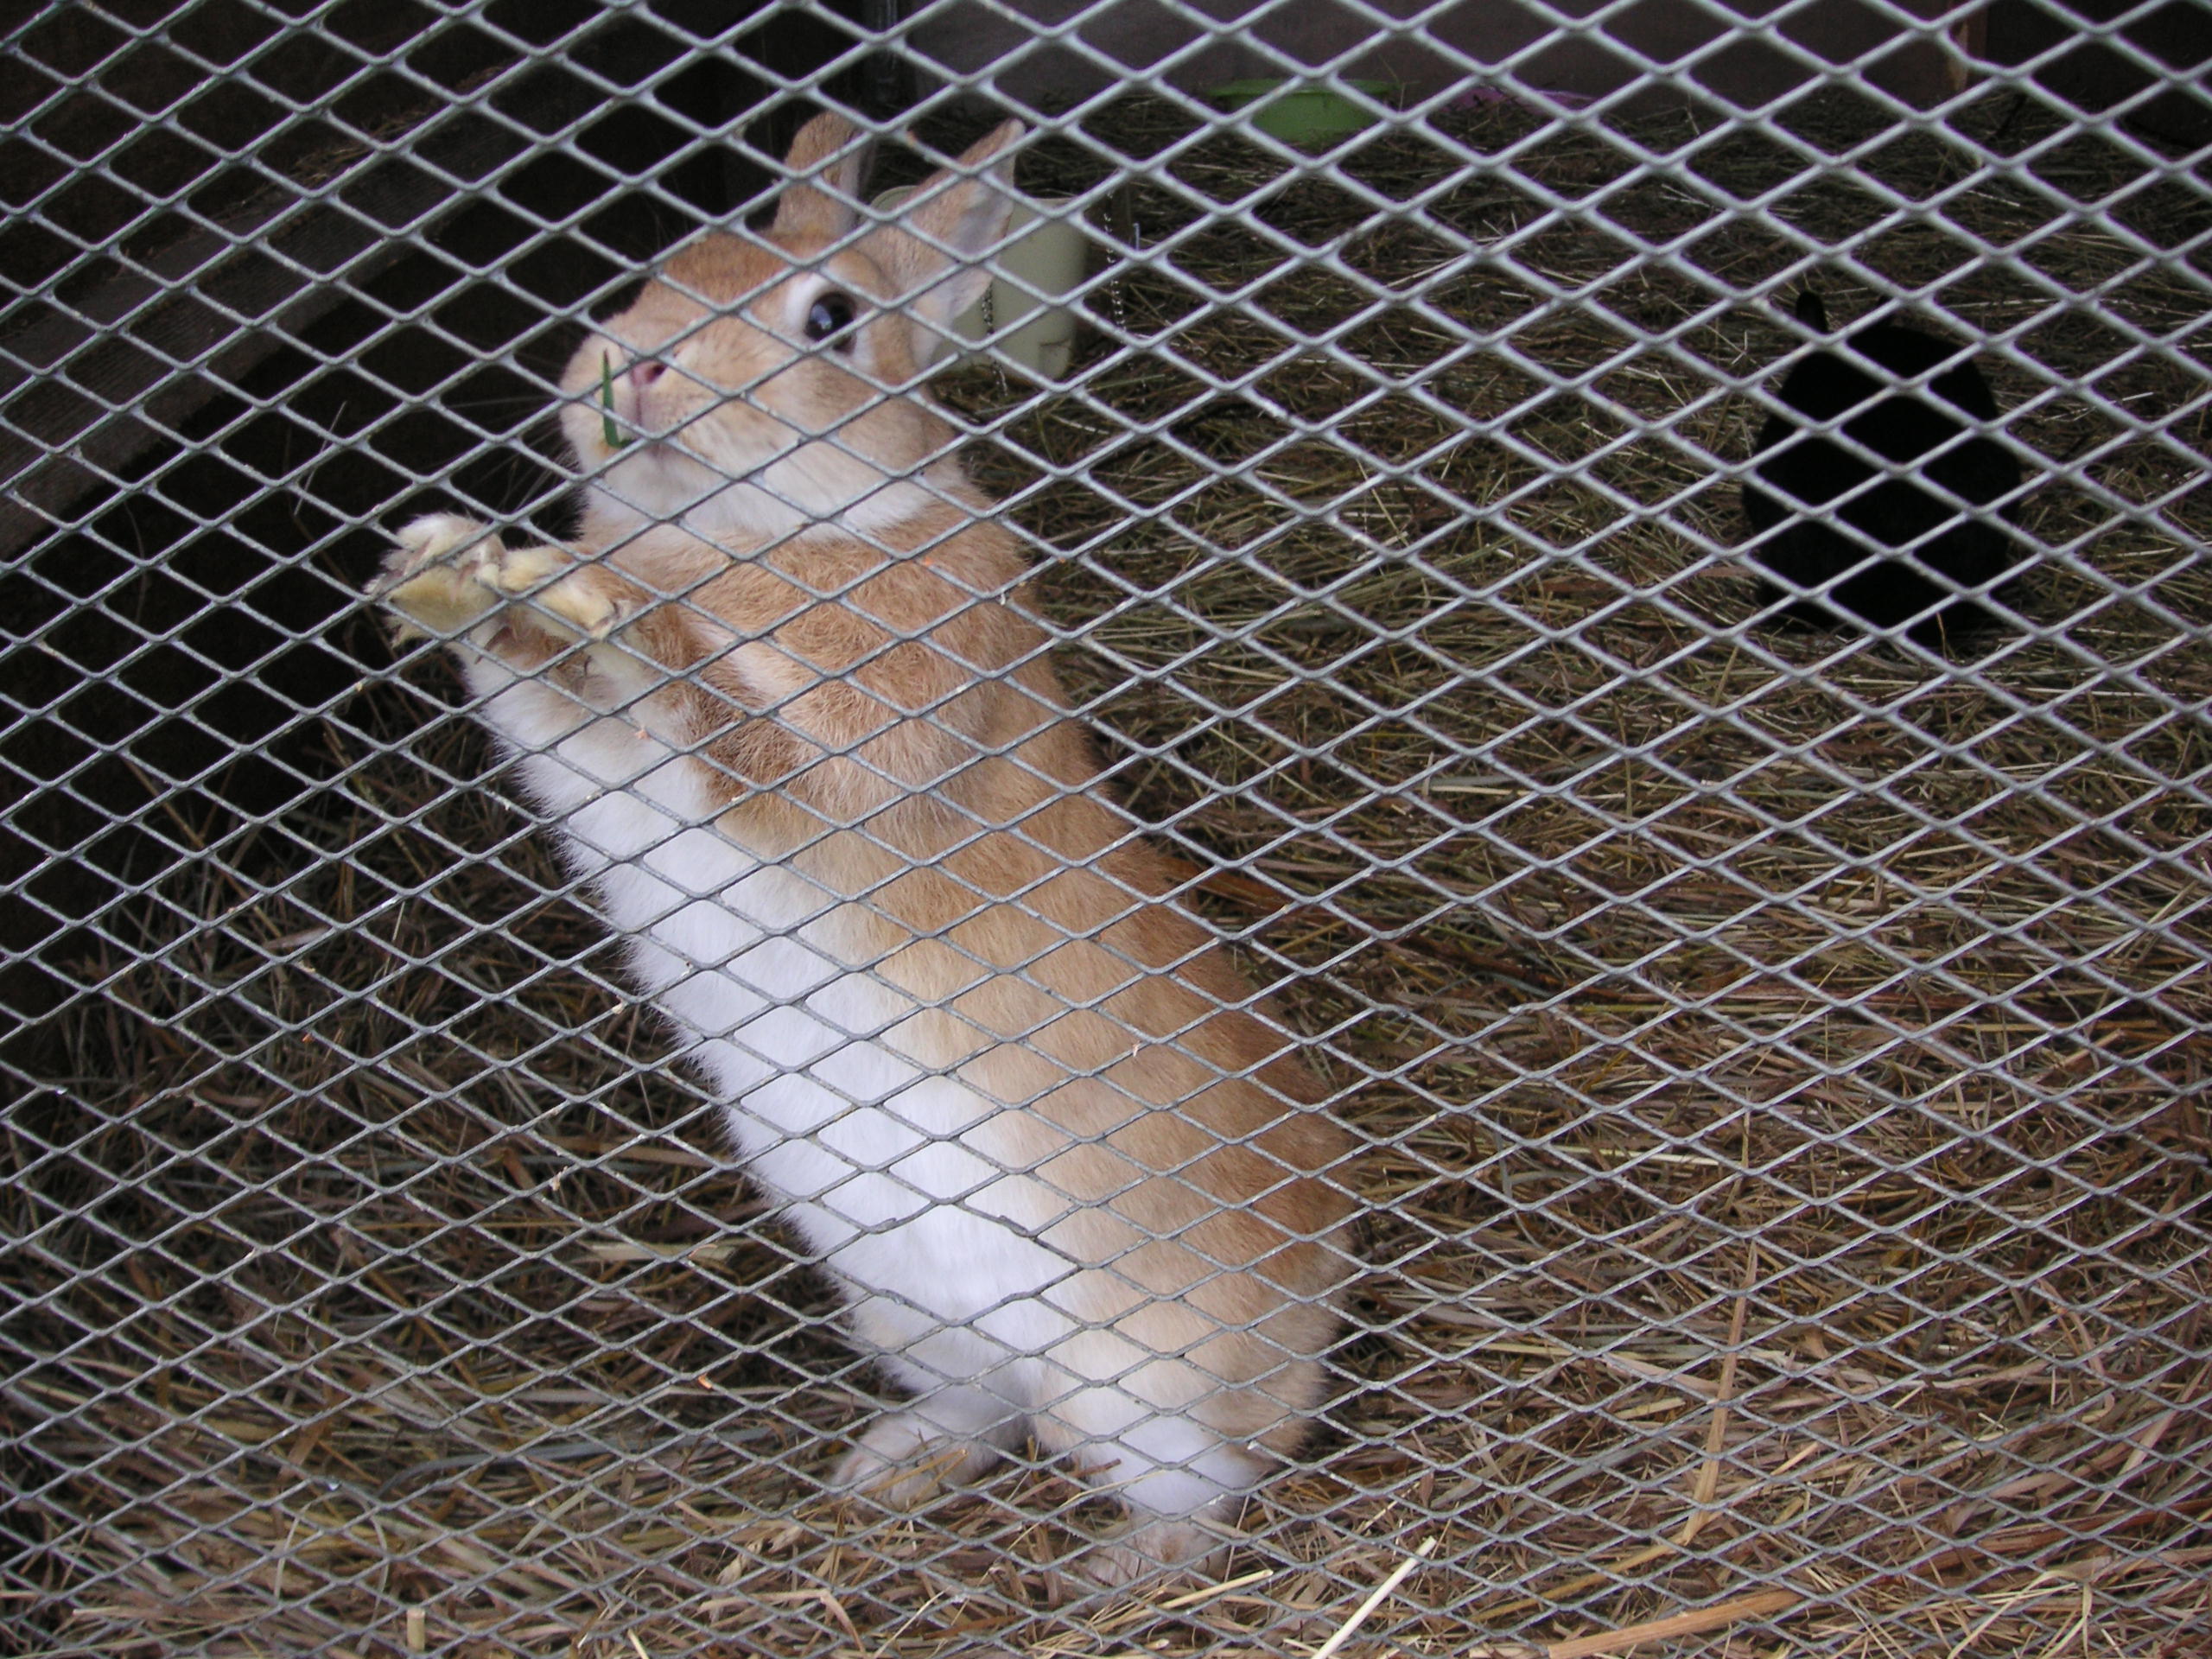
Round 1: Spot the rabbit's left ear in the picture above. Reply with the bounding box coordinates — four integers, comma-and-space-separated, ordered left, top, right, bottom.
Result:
873, 120, 1024, 339
773, 111, 873, 243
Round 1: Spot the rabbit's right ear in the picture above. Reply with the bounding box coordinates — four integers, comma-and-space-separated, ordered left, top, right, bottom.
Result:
773, 111, 872, 244
873, 121, 1024, 346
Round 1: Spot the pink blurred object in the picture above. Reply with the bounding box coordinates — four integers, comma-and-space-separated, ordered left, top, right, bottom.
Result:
1452, 84, 1593, 111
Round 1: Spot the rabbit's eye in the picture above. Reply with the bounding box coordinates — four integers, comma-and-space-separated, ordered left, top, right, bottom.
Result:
806, 293, 857, 350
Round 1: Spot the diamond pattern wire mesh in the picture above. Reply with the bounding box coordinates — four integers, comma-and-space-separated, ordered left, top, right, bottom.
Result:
4, 0, 2210, 1655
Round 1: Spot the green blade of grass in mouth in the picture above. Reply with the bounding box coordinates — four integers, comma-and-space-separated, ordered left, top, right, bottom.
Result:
601, 352, 626, 449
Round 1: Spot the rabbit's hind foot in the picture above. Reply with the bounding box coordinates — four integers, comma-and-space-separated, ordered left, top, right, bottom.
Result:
1041, 1405, 1268, 1587
1083, 1514, 1238, 1589
835, 1403, 1008, 1511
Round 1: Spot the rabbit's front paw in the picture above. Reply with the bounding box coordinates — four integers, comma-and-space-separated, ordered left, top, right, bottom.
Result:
511, 554, 632, 643
375, 514, 509, 640
377, 518, 633, 650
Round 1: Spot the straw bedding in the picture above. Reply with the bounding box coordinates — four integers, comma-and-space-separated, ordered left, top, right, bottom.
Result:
4, 89, 2209, 1657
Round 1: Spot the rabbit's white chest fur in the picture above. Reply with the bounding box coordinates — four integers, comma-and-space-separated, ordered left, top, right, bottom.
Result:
471, 667, 1075, 1357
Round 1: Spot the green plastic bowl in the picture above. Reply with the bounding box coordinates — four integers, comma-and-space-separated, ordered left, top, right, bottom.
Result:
1208, 79, 1395, 145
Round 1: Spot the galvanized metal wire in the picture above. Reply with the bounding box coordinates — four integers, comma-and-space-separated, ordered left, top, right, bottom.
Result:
4, 2, 2209, 1656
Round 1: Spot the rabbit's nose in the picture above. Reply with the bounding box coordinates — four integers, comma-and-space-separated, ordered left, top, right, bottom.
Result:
628, 359, 668, 391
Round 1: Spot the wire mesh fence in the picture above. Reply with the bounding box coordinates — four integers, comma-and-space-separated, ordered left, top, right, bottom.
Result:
4, 2, 2209, 1656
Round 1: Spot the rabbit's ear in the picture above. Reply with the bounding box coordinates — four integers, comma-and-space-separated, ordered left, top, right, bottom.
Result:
773, 111, 872, 243
874, 120, 1024, 340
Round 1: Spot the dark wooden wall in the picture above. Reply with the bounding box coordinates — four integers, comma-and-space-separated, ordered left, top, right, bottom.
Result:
907, 0, 2211, 135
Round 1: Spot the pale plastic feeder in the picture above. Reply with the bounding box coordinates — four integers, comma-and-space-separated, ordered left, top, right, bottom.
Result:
873, 186, 1087, 380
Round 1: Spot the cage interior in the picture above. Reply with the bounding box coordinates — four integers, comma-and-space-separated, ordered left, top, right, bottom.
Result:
3, 3, 2209, 1656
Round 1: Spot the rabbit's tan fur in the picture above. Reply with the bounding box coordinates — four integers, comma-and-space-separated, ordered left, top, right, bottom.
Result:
374, 114, 1351, 1582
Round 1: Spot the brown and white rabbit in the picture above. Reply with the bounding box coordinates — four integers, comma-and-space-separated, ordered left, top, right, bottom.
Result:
372, 112, 1352, 1583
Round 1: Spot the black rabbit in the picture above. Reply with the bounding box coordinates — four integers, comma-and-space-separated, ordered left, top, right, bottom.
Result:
1742, 289, 2025, 645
